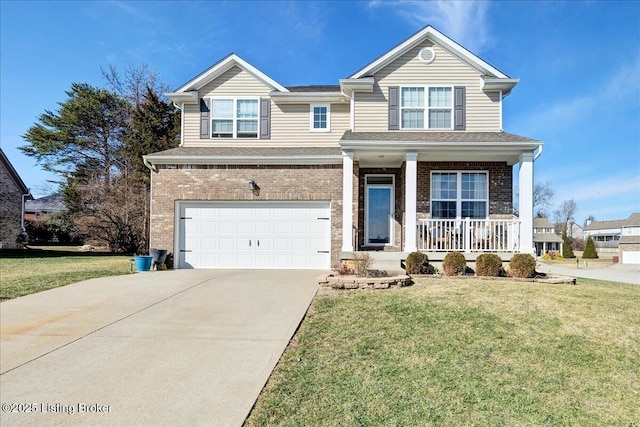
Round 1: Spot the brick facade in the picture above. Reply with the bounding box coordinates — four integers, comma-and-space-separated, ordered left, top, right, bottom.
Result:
356, 161, 513, 252
149, 164, 344, 266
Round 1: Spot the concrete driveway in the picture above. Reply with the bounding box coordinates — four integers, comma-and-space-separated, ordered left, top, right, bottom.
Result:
0, 269, 320, 426
537, 261, 640, 285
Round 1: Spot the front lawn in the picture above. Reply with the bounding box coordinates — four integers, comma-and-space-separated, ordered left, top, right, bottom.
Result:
0, 250, 132, 300
246, 278, 640, 426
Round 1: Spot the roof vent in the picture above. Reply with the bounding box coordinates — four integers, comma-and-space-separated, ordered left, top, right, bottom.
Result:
418, 47, 436, 64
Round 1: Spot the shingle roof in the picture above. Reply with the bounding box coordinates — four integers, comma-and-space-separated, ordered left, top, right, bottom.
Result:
286, 85, 341, 92
620, 236, 640, 244
25, 193, 66, 213
533, 233, 563, 243
533, 217, 555, 228
584, 212, 640, 231
341, 131, 540, 143
146, 146, 342, 157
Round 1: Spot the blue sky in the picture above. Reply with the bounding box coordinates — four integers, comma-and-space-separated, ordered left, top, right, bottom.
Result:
1, 0, 639, 226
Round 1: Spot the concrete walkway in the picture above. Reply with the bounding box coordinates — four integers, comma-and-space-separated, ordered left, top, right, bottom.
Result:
537, 261, 640, 285
0, 269, 320, 426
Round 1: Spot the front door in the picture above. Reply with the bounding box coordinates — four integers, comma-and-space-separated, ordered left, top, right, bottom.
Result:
365, 175, 394, 246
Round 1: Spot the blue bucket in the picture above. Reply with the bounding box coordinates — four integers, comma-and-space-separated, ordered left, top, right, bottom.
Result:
135, 255, 154, 272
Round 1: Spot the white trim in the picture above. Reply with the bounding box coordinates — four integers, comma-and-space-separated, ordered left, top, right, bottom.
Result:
399, 85, 454, 130
518, 152, 535, 254
350, 26, 509, 80
174, 53, 288, 93
404, 153, 418, 252
209, 96, 260, 139
179, 102, 185, 146
364, 174, 395, 247
310, 104, 331, 132
499, 90, 503, 131
430, 171, 489, 220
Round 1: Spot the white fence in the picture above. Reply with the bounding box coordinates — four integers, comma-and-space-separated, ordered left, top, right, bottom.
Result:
417, 218, 521, 252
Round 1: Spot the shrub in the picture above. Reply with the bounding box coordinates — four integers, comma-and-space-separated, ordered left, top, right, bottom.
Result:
333, 262, 353, 276
542, 252, 564, 261
443, 252, 467, 276
509, 253, 537, 278
582, 236, 599, 259
475, 254, 504, 277
353, 252, 374, 277
405, 251, 429, 274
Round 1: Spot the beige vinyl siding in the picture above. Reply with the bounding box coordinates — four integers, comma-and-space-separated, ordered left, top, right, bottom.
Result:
270, 103, 349, 145
199, 65, 273, 97
183, 66, 273, 146
354, 40, 501, 132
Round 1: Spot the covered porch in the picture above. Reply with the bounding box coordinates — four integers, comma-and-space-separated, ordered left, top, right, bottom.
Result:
339, 131, 543, 258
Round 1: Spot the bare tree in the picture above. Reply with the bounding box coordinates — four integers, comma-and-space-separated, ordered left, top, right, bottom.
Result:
553, 199, 578, 236
513, 180, 555, 217
101, 63, 170, 106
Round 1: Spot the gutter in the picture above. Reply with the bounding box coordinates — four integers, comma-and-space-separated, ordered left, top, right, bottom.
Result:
143, 156, 158, 173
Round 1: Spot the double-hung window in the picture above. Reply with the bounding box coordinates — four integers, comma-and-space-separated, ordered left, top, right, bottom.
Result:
310, 104, 330, 132
431, 172, 488, 219
401, 86, 452, 129
211, 98, 259, 138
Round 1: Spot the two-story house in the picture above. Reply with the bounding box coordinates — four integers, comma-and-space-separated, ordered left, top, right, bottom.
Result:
533, 217, 563, 256
143, 26, 542, 269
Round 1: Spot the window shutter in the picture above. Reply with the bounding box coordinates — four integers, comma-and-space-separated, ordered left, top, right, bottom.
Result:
454, 86, 465, 131
200, 98, 210, 138
260, 98, 271, 139
388, 86, 399, 130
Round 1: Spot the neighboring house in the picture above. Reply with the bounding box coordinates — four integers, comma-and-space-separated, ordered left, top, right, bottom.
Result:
24, 193, 66, 221
533, 217, 563, 256
143, 25, 542, 270
566, 221, 584, 240
0, 148, 31, 248
617, 213, 640, 264
583, 214, 639, 250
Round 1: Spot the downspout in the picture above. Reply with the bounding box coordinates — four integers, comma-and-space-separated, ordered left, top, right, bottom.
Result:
533, 144, 543, 161
341, 89, 354, 131
21, 192, 31, 231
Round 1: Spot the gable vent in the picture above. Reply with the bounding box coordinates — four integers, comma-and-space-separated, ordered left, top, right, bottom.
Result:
418, 47, 436, 64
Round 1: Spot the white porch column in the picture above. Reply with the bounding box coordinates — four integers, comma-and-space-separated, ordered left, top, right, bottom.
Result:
341, 151, 354, 252
404, 153, 418, 253
518, 152, 535, 254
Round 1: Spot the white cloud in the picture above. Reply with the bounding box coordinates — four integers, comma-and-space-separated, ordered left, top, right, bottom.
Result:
368, 0, 492, 53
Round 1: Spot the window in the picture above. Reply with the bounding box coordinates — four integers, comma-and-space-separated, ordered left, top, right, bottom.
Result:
211, 98, 258, 138
310, 104, 330, 132
431, 172, 488, 219
401, 86, 452, 129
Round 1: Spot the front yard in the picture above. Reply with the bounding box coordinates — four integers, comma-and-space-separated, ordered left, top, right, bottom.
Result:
0, 249, 131, 300
246, 277, 640, 426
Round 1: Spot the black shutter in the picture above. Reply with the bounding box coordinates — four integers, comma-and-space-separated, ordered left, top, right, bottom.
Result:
388, 86, 399, 130
260, 98, 270, 139
200, 98, 210, 138
454, 86, 465, 131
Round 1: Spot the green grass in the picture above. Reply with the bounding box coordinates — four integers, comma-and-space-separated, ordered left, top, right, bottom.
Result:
0, 250, 132, 300
246, 278, 640, 426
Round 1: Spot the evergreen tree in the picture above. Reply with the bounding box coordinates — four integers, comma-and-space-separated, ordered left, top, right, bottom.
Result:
583, 236, 598, 259
562, 231, 575, 258
123, 87, 180, 185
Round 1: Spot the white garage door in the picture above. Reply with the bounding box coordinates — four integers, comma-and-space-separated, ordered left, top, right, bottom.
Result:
622, 251, 640, 264
178, 202, 331, 269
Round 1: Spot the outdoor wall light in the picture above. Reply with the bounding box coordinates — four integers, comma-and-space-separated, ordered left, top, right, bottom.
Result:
248, 180, 256, 191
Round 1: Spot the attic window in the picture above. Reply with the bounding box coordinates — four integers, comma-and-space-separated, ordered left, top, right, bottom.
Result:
418, 47, 436, 64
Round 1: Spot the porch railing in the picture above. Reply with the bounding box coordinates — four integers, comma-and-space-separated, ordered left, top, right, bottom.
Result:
417, 218, 521, 252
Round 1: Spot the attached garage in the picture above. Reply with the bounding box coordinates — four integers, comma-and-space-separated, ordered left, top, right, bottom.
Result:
621, 250, 640, 264
177, 201, 331, 269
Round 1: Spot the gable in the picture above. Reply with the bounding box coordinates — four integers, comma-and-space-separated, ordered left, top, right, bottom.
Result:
374, 39, 482, 85
199, 65, 273, 98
